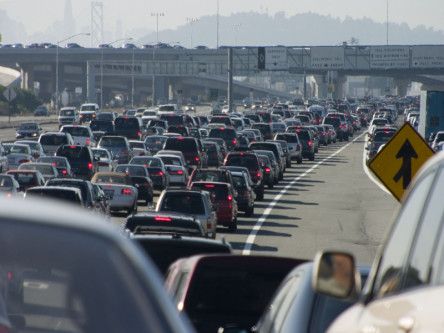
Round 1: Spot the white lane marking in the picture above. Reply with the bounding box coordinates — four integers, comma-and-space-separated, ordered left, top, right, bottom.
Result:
242, 133, 366, 255
362, 134, 391, 194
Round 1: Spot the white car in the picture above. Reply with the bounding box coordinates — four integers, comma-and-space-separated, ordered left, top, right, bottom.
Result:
5, 144, 34, 169
60, 125, 95, 147
15, 140, 46, 159
156, 154, 189, 186
39, 132, 74, 156
92, 148, 115, 172
91, 172, 138, 215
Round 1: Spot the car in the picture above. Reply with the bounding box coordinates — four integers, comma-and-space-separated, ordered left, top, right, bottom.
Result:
167, 125, 190, 137
189, 181, 238, 231
33, 105, 49, 116
7, 170, 45, 191
165, 255, 306, 333
15, 122, 42, 139
91, 172, 138, 214
129, 175, 155, 205
38, 132, 74, 156
156, 189, 217, 238
210, 115, 233, 127
249, 142, 286, 178
224, 151, 264, 200
366, 128, 397, 160
90, 119, 115, 135
287, 128, 315, 161
431, 130, 444, 150
0, 174, 20, 197
114, 116, 144, 140
251, 123, 273, 140
125, 212, 205, 237
271, 139, 292, 168
58, 107, 79, 126
257, 154, 276, 188
18, 162, 59, 181
202, 141, 223, 167
15, 140, 45, 159
256, 262, 369, 333
312, 152, 444, 333
145, 135, 168, 155
60, 125, 95, 147
129, 156, 169, 190
156, 154, 189, 186
163, 137, 206, 171
55, 145, 97, 180
129, 140, 150, 156
37, 156, 73, 177
79, 103, 99, 123
274, 133, 303, 164
323, 116, 349, 142
230, 170, 256, 216
25, 186, 84, 206
0, 145, 9, 173
204, 138, 229, 159
92, 148, 115, 172
0, 197, 193, 333
208, 127, 239, 151
5, 144, 34, 169
97, 135, 134, 164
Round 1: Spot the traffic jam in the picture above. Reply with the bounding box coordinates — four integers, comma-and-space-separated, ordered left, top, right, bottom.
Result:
0, 95, 429, 333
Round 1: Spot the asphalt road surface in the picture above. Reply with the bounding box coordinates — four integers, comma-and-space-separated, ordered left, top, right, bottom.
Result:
2, 109, 399, 266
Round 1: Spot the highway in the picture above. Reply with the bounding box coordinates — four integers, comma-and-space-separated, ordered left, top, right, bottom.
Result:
0, 110, 398, 266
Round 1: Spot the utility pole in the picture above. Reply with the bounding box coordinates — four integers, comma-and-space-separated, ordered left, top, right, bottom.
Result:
151, 12, 165, 45
228, 48, 233, 112
386, 0, 389, 45
216, 0, 220, 48
186, 18, 199, 48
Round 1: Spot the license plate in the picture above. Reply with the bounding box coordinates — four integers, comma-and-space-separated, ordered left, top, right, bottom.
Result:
104, 189, 114, 199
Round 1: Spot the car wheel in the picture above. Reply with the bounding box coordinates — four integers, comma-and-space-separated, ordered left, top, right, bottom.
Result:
279, 171, 284, 180
345, 135, 349, 142
286, 160, 291, 168
228, 219, 237, 232
309, 154, 315, 161
315, 147, 318, 153
245, 206, 254, 217
268, 181, 274, 189
297, 157, 303, 164
256, 189, 264, 201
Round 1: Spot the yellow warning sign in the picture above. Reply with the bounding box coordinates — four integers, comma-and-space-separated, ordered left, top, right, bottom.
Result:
368, 122, 435, 201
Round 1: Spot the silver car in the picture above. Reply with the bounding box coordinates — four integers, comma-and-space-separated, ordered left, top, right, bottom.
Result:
156, 189, 217, 238
274, 133, 303, 164
39, 132, 74, 156
18, 162, 59, 181
92, 148, 115, 172
156, 154, 189, 186
5, 144, 34, 169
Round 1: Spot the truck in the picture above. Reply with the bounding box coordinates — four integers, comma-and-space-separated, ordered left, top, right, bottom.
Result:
419, 90, 444, 140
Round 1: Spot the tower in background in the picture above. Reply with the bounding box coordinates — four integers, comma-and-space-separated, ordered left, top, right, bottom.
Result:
63, 0, 76, 37
91, 1, 104, 47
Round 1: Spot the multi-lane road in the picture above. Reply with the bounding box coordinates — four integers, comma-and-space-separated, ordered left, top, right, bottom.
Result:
3, 111, 399, 266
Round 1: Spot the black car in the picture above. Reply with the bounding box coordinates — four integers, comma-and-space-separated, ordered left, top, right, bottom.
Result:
208, 127, 239, 151
16, 122, 42, 139
34, 105, 49, 116
56, 145, 98, 180
114, 116, 144, 140
90, 119, 115, 135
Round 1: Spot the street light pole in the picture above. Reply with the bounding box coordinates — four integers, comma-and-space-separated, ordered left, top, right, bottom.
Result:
131, 47, 135, 107
56, 32, 90, 113
186, 18, 198, 48
150, 13, 165, 106
100, 37, 133, 108
216, 0, 220, 49
151, 12, 165, 45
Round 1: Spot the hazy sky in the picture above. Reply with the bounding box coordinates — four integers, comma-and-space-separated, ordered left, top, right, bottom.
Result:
1, 0, 444, 39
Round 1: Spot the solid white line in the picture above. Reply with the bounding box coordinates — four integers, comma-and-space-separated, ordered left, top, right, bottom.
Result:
242, 132, 366, 255
362, 133, 391, 194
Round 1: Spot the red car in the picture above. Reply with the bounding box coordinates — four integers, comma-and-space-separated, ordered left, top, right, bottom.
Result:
190, 181, 238, 231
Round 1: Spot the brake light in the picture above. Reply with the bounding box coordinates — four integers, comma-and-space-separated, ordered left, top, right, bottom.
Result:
256, 171, 262, 178
219, 127, 225, 130
195, 156, 200, 162
87, 162, 93, 170
69, 145, 77, 149
232, 138, 237, 145
265, 167, 271, 173
18, 159, 29, 164
85, 138, 91, 146
154, 216, 172, 222
137, 130, 142, 137
204, 184, 215, 188
340, 124, 347, 129
177, 170, 184, 175
308, 140, 313, 147
178, 136, 184, 140
121, 188, 132, 195
156, 171, 164, 176
227, 194, 233, 202
61, 169, 67, 175
7, 272, 13, 281
52, 162, 57, 166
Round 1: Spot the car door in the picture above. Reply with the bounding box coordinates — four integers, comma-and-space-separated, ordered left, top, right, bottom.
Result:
343, 169, 437, 333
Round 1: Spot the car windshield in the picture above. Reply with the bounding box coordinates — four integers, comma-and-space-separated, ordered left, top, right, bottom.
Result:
19, 123, 37, 130
81, 104, 96, 111
60, 109, 75, 116
160, 193, 205, 214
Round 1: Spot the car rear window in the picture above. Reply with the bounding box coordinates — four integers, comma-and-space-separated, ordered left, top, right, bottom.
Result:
19, 123, 38, 130
160, 193, 205, 215
93, 175, 127, 184
160, 115, 183, 125
373, 131, 395, 141
191, 183, 229, 201
57, 146, 91, 161
19, 164, 54, 175
27, 189, 80, 203
0, 176, 13, 188
115, 165, 146, 176
11, 145, 29, 154
9, 173, 36, 185
252, 124, 271, 132
225, 154, 259, 169
373, 119, 388, 126
164, 138, 198, 152
192, 171, 226, 183
60, 109, 75, 116
296, 130, 310, 140
276, 134, 298, 143
160, 156, 181, 166
40, 134, 69, 146
61, 127, 90, 137
158, 105, 176, 112
209, 128, 236, 140
231, 175, 247, 189
100, 137, 126, 147
90, 120, 114, 132
323, 118, 340, 127
115, 117, 140, 129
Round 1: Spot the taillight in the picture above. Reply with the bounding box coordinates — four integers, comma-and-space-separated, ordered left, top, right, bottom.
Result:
85, 138, 91, 146
227, 194, 233, 201
195, 156, 200, 162
256, 171, 262, 178
177, 170, 184, 175
121, 188, 132, 195
204, 184, 215, 188
156, 171, 164, 176
308, 140, 313, 147
154, 216, 172, 222
265, 167, 271, 173
61, 169, 67, 175
18, 159, 29, 164
137, 130, 142, 137
7, 272, 13, 281
232, 138, 237, 145
87, 162, 93, 170
52, 162, 57, 167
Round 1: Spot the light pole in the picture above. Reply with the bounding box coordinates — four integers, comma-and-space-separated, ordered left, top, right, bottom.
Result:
186, 18, 199, 49
233, 23, 241, 47
216, 0, 220, 49
151, 12, 165, 45
131, 46, 135, 107
56, 32, 90, 112
100, 37, 133, 108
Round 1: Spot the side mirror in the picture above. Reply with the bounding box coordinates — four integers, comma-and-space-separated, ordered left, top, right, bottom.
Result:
365, 146, 369, 151
312, 251, 360, 300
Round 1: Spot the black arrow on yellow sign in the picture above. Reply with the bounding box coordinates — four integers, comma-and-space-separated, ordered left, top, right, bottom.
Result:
393, 139, 418, 190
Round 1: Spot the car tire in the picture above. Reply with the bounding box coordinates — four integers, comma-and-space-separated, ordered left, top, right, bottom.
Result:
345, 135, 350, 142
228, 219, 237, 232
315, 147, 319, 153
256, 189, 264, 201
309, 154, 315, 161
286, 160, 291, 168
297, 157, 303, 164
245, 206, 254, 217
268, 182, 274, 189
279, 171, 284, 180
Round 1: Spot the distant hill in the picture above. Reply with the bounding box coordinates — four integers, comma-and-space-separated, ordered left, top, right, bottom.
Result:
0, 10, 27, 44
138, 12, 444, 47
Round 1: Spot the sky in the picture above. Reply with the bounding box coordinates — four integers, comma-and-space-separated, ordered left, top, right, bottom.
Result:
1, 0, 444, 41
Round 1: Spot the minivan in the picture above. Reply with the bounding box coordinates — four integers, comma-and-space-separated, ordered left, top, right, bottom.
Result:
56, 145, 97, 179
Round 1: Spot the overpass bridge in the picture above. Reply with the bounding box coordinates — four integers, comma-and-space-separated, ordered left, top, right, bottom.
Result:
1, 44, 444, 102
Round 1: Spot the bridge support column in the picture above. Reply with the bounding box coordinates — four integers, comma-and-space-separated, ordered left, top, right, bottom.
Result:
333, 75, 347, 100
394, 79, 410, 96
86, 62, 97, 103
313, 75, 328, 98
154, 77, 169, 104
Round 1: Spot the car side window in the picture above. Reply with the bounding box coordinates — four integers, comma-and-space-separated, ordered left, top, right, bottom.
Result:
372, 171, 435, 299
404, 168, 444, 289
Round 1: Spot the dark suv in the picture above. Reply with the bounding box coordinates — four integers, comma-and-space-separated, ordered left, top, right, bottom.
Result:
224, 151, 264, 200
56, 145, 97, 179
323, 115, 349, 141
163, 137, 206, 170
208, 127, 239, 151
114, 116, 144, 140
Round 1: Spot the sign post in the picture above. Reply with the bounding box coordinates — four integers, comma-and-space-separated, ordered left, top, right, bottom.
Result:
3, 86, 17, 123
368, 122, 435, 201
